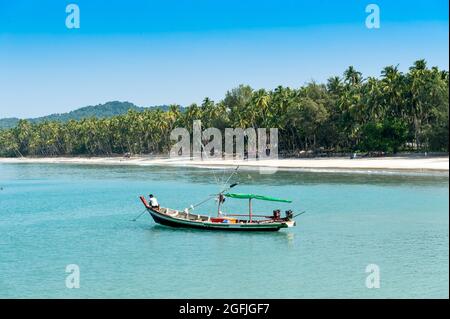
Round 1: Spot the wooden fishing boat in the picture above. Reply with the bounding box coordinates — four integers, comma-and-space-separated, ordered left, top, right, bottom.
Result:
139, 190, 300, 232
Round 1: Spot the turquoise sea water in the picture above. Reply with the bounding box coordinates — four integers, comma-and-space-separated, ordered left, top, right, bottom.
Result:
0, 163, 448, 298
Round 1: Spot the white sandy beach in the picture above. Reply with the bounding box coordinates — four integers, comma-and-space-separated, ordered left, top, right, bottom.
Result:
0, 156, 448, 172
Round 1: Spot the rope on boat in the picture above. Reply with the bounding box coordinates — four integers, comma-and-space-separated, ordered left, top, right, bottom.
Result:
190, 195, 216, 210
131, 208, 147, 221
293, 211, 307, 218
193, 132, 222, 186
194, 130, 241, 192
220, 165, 240, 192
186, 165, 241, 212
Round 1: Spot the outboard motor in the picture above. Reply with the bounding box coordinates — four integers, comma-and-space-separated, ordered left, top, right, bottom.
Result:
273, 209, 281, 220
285, 210, 293, 220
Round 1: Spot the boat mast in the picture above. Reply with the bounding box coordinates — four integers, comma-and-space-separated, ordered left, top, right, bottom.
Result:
217, 193, 225, 216
215, 167, 239, 217
249, 198, 252, 222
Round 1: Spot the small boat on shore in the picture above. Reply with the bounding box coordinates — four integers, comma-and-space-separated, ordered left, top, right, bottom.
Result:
139, 189, 300, 231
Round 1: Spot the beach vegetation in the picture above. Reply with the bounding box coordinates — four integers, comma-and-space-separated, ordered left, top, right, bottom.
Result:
0, 60, 448, 157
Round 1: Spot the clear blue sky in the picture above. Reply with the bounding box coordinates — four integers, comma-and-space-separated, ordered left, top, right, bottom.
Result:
0, 0, 448, 118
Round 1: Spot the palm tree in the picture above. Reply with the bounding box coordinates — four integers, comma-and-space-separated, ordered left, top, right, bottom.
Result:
344, 66, 363, 86
0, 60, 448, 157
327, 76, 343, 95
407, 59, 429, 149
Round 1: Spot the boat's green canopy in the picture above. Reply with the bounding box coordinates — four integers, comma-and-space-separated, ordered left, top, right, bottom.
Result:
224, 193, 292, 203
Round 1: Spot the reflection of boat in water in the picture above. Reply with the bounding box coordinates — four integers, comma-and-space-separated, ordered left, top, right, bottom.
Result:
139, 193, 297, 231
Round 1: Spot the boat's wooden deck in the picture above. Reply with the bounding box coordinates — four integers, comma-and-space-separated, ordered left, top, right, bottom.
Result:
156, 207, 276, 224
159, 207, 211, 221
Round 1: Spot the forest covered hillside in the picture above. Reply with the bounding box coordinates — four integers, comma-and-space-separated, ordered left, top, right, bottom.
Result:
0, 101, 170, 129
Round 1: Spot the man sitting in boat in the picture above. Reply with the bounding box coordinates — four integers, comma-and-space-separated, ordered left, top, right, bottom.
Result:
149, 194, 160, 210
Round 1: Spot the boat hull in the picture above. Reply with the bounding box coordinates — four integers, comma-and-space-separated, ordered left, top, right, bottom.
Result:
147, 208, 292, 232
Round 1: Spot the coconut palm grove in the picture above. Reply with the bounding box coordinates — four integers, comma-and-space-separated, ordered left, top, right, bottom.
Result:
0, 60, 448, 157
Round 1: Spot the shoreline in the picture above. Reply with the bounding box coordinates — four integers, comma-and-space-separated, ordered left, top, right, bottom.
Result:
0, 156, 448, 172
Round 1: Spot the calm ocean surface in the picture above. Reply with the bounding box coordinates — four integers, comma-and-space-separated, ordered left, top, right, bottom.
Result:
0, 163, 448, 298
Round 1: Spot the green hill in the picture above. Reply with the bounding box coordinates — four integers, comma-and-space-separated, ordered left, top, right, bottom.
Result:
0, 101, 170, 129
0, 118, 21, 129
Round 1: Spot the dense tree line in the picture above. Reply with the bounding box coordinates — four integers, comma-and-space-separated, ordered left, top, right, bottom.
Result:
0, 60, 448, 157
